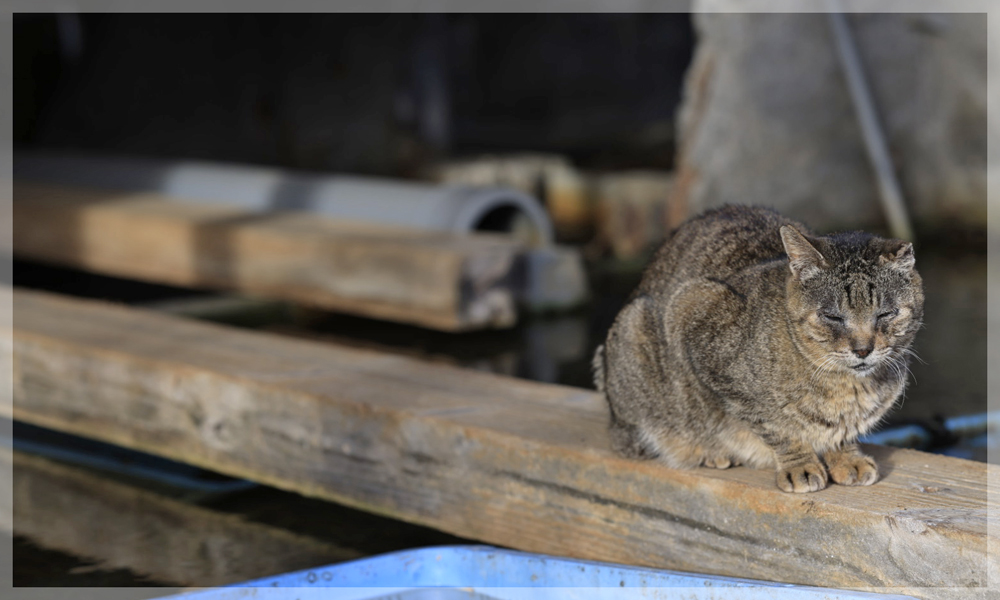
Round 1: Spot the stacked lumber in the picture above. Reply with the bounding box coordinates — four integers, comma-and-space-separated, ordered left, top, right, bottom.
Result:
14, 182, 522, 331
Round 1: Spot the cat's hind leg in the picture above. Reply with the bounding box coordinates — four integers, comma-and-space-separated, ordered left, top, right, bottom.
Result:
613, 416, 736, 469
608, 413, 659, 459
631, 422, 711, 469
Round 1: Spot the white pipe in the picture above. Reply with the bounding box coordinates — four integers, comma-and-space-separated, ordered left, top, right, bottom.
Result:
14, 151, 554, 246
826, 2, 915, 242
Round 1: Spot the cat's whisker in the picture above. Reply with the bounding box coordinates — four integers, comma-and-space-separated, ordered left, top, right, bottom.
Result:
887, 354, 915, 384
885, 354, 901, 379
819, 360, 836, 380
895, 383, 908, 410
891, 358, 904, 383
898, 347, 927, 365
810, 354, 838, 383
898, 356, 917, 384
809, 356, 827, 379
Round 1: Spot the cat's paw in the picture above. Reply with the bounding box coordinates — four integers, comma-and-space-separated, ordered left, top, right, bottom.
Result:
828, 454, 879, 486
702, 456, 736, 469
776, 461, 828, 493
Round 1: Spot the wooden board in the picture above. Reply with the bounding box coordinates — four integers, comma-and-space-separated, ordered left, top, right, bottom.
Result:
2, 448, 360, 587
13, 181, 523, 331
8, 289, 997, 599
591, 170, 682, 259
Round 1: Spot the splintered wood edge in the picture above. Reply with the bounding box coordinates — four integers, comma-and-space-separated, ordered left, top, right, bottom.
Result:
8, 289, 998, 597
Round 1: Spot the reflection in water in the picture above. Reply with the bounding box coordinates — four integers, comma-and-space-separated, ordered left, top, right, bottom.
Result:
11, 534, 168, 588
9, 449, 359, 587
11, 446, 471, 587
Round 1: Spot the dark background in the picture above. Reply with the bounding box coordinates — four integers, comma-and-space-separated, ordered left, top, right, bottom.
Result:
15, 13, 695, 174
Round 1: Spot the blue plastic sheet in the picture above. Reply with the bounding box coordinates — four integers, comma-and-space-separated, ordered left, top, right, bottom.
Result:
161, 545, 919, 600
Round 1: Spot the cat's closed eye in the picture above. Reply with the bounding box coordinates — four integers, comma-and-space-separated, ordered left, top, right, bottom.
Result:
820, 312, 844, 324
877, 309, 899, 321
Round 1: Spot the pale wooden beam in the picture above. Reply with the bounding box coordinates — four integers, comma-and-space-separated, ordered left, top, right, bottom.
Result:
13, 182, 523, 331
8, 289, 997, 599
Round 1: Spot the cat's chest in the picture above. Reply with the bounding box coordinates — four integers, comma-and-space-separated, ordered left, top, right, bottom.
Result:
800, 378, 898, 445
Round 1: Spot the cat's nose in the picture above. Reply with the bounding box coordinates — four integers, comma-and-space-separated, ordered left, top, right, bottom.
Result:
852, 344, 874, 358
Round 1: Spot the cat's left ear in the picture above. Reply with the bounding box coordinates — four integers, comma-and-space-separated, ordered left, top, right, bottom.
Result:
780, 225, 827, 281
880, 240, 915, 272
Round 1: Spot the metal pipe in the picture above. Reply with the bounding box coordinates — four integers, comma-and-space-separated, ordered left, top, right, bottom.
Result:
14, 151, 554, 246
826, 2, 915, 241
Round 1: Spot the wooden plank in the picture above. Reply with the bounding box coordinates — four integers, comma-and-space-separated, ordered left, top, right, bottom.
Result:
13, 181, 523, 331
1, 448, 360, 587
592, 170, 682, 259
8, 289, 997, 599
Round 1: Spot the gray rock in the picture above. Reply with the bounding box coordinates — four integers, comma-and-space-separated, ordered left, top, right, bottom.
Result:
674, 5, 988, 232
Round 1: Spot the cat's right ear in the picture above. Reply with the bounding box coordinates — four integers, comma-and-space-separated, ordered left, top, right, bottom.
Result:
780, 226, 827, 281
880, 240, 915, 272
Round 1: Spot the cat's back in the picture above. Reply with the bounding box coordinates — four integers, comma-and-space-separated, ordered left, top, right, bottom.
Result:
638, 205, 802, 293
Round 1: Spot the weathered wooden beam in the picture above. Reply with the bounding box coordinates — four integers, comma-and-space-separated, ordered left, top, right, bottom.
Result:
13, 182, 523, 331
2, 448, 359, 587
8, 289, 997, 599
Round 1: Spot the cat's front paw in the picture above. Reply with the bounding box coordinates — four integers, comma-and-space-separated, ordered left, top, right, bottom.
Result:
828, 454, 879, 486
776, 461, 828, 493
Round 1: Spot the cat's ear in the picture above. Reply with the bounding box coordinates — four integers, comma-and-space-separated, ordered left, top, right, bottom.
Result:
880, 240, 915, 272
780, 225, 827, 281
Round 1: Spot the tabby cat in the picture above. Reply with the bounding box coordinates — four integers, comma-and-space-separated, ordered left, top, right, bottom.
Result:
594, 205, 923, 493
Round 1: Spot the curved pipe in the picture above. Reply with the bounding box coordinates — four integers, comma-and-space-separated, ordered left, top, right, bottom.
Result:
14, 151, 554, 246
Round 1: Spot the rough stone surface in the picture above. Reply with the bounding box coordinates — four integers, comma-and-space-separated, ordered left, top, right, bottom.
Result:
674, 5, 988, 232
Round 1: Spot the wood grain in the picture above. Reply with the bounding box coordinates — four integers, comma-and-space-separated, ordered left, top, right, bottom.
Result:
13, 181, 523, 331
8, 289, 997, 598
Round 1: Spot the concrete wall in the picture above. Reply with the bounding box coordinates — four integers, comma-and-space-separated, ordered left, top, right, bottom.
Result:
674, 5, 988, 232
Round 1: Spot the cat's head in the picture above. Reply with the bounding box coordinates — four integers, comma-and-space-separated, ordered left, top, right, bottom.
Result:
780, 225, 924, 379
